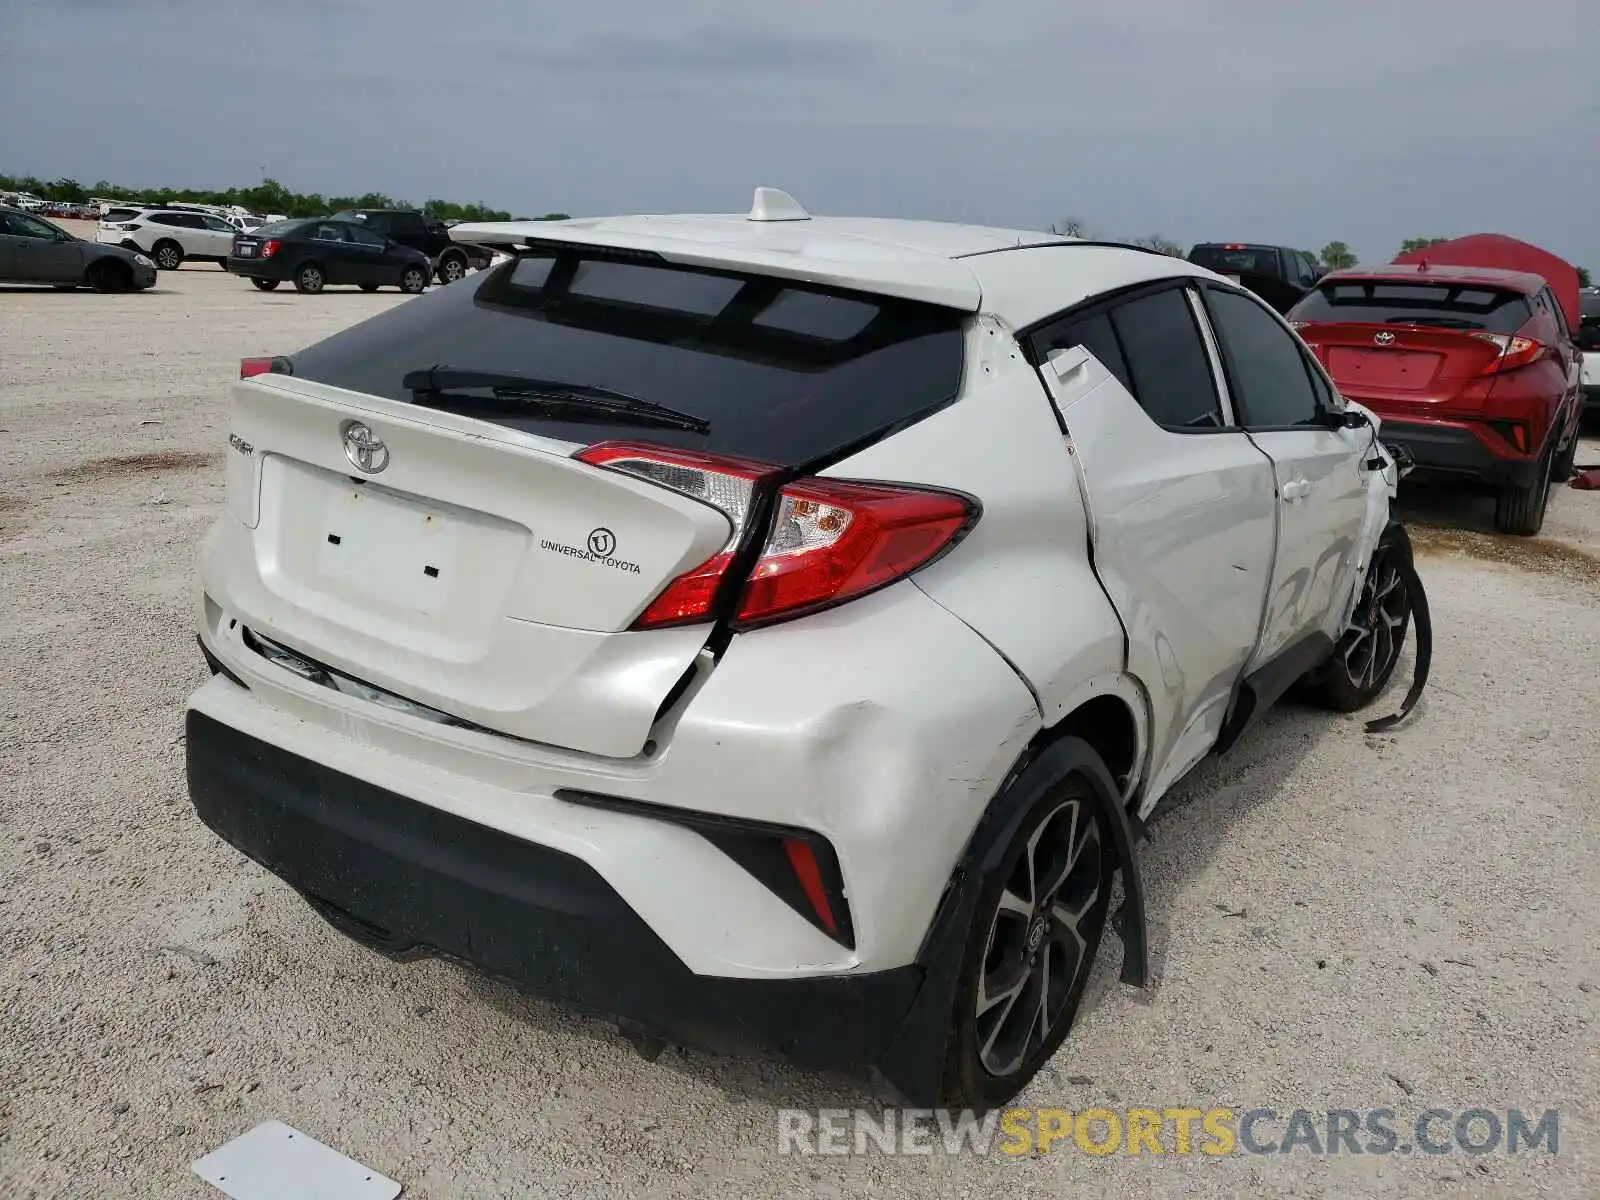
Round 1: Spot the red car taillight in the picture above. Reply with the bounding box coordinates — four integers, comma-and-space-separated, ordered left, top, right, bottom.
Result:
259, 239, 282, 259
1471, 333, 1543, 374
574, 440, 977, 631
239, 356, 292, 379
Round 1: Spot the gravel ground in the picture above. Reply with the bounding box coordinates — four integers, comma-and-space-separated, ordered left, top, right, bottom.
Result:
2, 258, 1598, 1199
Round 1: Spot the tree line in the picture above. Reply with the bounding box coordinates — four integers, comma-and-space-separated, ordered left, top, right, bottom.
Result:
0, 174, 569, 223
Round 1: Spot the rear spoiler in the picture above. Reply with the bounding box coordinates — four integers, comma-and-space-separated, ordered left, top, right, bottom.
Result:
446, 219, 985, 311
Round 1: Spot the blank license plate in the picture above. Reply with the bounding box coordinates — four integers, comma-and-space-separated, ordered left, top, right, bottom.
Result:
237, 245, 256, 256
316, 487, 461, 614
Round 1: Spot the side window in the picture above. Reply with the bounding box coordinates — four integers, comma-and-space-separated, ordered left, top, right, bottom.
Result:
345, 224, 385, 248
148, 212, 177, 226
359, 213, 388, 234
1028, 310, 1134, 395
202, 216, 235, 233
1108, 287, 1227, 429
1205, 287, 1322, 428
4, 213, 57, 239
1295, 252, 1317, 286
311, 223, 346, 242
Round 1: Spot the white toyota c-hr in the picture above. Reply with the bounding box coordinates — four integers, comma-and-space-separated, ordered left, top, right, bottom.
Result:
186, 189, 1425, 1108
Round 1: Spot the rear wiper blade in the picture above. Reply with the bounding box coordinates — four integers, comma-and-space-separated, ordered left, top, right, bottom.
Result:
400, 366, 710, 433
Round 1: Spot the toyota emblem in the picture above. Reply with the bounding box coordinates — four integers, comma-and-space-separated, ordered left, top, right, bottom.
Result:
1373, 331, 1397, 347
341, 421, 389, 474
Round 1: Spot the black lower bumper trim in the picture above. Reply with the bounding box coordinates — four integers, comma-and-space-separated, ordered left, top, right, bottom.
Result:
184, 710, 922, 1073
1377, 419, 1539, 487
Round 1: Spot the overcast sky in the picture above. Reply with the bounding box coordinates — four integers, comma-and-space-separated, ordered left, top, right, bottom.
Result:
3, 0, 1596, 268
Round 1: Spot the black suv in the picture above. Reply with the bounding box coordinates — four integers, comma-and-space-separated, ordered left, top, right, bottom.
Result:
328, 209, 492, 284
1186, 243, 1324, 314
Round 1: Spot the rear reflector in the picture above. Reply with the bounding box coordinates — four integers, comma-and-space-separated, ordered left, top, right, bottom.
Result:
574, 441, 977, 630
782, 838, 838, 936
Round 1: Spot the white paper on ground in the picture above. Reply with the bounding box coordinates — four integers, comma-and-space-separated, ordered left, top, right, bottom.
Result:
191, 1120, 401, 1200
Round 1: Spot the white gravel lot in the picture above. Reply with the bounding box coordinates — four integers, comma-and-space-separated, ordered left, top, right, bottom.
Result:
2, 256, 1598, 1199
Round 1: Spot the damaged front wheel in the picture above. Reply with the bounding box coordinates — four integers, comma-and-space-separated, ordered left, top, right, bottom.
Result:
1303, 530, 1411, 712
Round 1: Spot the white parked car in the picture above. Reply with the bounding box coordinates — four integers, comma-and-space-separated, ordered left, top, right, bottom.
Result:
96, 207, 237, 270
186, 189, 1425, 1107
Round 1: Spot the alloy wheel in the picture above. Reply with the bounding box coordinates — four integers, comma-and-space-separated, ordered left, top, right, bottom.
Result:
440, 257, 465, 283
1341, 551, 1407, 691
156, 244, 181, 269
975, 798, 1103, 1077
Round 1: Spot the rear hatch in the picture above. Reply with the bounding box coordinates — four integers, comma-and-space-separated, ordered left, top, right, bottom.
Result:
224, 248, 967, 757
1290, 278, 1535, 411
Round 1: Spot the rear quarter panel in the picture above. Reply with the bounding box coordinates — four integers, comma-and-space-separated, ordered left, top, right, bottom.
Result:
819, 313, 1133, 741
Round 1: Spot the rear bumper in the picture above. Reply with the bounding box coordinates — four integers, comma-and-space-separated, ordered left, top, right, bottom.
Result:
227, 256, 285, 279
1375, 418, 1541, 487
185, 708, 922, 1073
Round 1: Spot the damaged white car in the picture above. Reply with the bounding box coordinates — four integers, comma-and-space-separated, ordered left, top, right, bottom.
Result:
185, 189, 1425, 1108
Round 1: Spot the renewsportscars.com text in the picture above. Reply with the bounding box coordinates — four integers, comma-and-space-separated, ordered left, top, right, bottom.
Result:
777, 1106, 1560, 1158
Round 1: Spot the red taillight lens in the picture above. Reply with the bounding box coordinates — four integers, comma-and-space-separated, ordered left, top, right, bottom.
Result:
574, 441, 977, 631
239, 356, 291, 379
260, 239, 281, 259
736, 479, 973, 628
574, 441, 780, 629
1471, 333, 1543, 374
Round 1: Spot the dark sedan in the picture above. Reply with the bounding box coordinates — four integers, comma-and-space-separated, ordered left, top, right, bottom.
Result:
229, 218, 433, 294
0, 206, 157, 292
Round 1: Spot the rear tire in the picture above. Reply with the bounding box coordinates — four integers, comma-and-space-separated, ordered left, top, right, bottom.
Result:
1302, 527, 1411, 712
399, 264, 428, 294
436, 251, 467, 284
293, 263, 325, 294
250, 277, 279, 291
935, 766, 1114, 1109
152, 240, 183, 271
1551, 425, 1578, 483
1494, 448, 1552, 536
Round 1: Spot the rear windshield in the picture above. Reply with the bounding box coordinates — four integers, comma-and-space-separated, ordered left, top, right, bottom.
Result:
285, 250, 968, 467
1289, 281, 1533, 334
1189, 246, 1281, 276
253, 219, 310, 237
104, 208, 142, 222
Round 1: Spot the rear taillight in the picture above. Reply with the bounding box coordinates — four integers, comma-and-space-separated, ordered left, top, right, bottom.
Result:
575, 441, 977, 631
575, 442, 779, 628
239, 356, 292, 379
260, 239, 281, 259
736, 478, 973, 628
1471, 333, 1543, 374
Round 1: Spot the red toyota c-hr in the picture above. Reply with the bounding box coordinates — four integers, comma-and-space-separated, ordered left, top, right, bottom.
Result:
1288, 264, 1582, 535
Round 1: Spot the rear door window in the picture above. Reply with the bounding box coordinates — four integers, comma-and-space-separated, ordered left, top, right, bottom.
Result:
285, 250, 968, 468
1205, 288, 1322, 428
1106, 287, 1227, 429
1290, 280, 1533, 334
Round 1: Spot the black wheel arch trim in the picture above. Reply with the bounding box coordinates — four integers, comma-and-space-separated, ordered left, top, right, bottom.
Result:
872, 735, 1147, 1104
